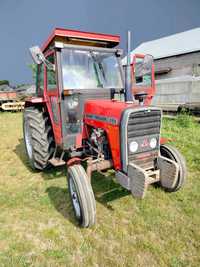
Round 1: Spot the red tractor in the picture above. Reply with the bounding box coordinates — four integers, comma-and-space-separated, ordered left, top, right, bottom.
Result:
23, 28, 186, 227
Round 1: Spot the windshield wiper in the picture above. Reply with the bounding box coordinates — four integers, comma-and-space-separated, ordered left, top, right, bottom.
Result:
97, 61, 107, 82
90, 52, 103, 87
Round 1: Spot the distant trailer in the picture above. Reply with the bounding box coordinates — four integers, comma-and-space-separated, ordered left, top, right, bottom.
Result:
0, 91, 16, 101
152, 76, 200, 113
0, 91, 25, 111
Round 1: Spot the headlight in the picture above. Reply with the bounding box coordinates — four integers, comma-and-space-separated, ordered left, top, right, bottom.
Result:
150, 137, 157, 149
129, 141, 138, 153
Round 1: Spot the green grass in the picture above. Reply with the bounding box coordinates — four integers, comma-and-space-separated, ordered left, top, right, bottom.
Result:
0, 112, 199, 266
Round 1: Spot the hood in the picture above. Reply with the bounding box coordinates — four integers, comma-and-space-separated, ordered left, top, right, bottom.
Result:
84, 99, 142, 125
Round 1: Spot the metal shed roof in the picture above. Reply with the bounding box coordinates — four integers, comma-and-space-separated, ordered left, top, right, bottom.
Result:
122, 27, 200, 64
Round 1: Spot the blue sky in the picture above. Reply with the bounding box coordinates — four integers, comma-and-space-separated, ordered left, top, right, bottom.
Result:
1, 0, 200, 85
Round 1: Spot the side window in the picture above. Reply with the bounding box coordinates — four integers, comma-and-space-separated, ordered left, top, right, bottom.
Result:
47, 54, 57, 90
37, 63, 44, 96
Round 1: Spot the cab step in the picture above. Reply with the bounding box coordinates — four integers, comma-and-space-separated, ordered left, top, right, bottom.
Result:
48, 157, 66, 167
48, 148, 65, 167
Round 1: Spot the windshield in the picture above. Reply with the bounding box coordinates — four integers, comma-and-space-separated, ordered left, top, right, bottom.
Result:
61, 49, 123, 89
133, 56, 152, 87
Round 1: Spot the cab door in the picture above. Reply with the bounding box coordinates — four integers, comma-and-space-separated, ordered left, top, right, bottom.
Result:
131, 54, 155, 106
44, 52, 62, 146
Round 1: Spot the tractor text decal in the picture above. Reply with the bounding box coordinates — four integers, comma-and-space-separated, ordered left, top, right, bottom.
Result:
85, 114, 118, 125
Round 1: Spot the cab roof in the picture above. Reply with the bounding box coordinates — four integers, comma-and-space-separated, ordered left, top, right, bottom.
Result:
41, 28, 120, 52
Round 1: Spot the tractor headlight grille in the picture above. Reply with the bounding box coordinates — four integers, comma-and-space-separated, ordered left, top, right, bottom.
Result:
121, 108, 162, 172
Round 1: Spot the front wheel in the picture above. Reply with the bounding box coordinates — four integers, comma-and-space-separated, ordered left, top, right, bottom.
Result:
67, 164, 96, 228
160, 144, 187, 192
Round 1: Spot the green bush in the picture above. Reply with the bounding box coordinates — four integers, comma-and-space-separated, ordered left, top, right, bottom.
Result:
176, 112, 194, 128
0, 80, 9, 86
28, 64, 37, 81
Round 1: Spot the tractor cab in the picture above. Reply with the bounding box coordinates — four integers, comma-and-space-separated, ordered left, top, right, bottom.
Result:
28, 28, 124, 150
24, 28, 186, 228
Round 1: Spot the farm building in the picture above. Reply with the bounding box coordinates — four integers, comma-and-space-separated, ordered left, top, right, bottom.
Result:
125, 28, 200, 111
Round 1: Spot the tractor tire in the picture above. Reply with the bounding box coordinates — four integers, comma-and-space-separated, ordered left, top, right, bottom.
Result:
160, 144, 187, 192
23, 106, 55, 170
67, 164, 96, 228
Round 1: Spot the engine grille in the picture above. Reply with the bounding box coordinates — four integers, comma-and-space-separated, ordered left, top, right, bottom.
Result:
121, 108, 162, 172
128, 109, 161, 169
127, 111, 161, 138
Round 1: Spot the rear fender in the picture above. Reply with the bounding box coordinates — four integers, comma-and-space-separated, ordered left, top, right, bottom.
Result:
24, 97, 56, 143
25, 97, 64, 148
24, 97, 45, 108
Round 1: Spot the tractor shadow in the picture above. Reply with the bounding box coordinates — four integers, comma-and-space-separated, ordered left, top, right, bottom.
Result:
14, 138, 32, 171
14, 138, 130, 221
14, 138, 66, 180
45, 172, 130, 224
91, 171, 130, 211
46, 186, 77, 226
45, 172, 130, 225
14, 138, 76, 225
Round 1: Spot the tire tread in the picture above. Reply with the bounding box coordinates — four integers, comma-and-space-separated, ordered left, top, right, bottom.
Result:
68, 164, 96, 228
23, 106, 55, 170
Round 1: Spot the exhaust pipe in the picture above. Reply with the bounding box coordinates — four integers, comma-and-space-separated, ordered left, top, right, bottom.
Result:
125, 31, 133, 102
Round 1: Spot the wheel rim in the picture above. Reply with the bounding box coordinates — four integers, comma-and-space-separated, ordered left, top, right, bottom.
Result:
24, 121, 33, 159
69, 176, 81, 219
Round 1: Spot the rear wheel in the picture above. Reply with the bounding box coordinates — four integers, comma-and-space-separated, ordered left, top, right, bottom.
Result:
67, 164, 96, 228
160, 144, 187, 192
23, 106, 55, 170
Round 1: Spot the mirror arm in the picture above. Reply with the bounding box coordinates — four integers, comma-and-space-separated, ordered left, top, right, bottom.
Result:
43, 58, 55, 71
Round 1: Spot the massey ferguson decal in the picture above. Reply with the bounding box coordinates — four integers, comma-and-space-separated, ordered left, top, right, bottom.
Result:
85, 114, 118, 125
141, 138, 149, 148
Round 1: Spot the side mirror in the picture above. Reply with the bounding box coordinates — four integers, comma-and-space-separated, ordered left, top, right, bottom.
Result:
29, 46, 46, 65
29, 46, 55, 71
135, 54, 153, 77
143, 54, 153, 72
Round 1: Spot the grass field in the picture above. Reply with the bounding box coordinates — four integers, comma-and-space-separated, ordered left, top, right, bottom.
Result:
0, 112, 199, 267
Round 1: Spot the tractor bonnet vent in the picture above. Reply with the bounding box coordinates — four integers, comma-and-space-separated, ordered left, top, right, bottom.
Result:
127, 111, 161, 138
